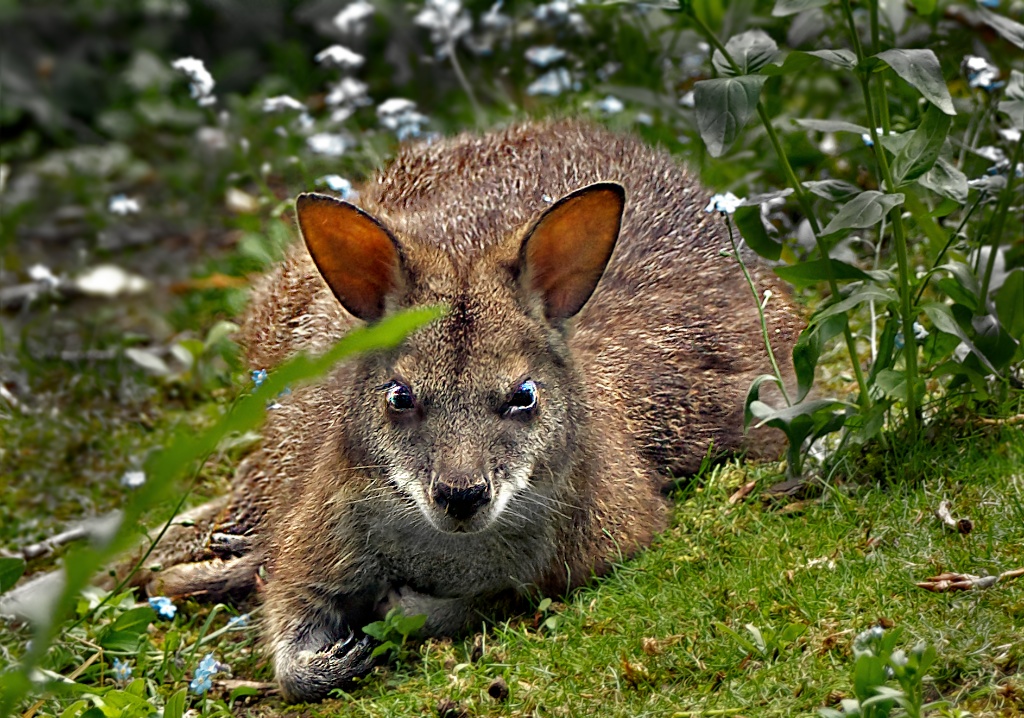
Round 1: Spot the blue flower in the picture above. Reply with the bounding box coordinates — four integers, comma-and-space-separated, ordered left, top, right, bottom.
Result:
251, 369, 268, 387
227, 613, 249, 628
703, 192, 744, 215
524, 45, 566, 67
189, 653, 225, 694
112, 658, 133, 683
148, 596, 177, 619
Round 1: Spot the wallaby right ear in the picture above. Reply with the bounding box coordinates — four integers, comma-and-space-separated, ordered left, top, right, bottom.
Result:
295, 193, 403, 322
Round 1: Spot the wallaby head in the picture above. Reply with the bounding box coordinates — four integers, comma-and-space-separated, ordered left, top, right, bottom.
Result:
294, 182, 625, 535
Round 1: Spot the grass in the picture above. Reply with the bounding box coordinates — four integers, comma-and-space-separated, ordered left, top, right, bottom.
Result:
8, 416, 1019, 716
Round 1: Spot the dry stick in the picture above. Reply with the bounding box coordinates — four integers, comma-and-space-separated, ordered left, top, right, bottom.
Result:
935, 500, 974, 534
917, 567, 1024, 592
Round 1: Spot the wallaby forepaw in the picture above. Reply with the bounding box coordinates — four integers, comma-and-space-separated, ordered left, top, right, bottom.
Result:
278, 634, 378, 703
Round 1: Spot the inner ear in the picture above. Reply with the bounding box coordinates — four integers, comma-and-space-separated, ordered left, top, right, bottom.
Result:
519, 182, 625, 321
295, 193, 403, 322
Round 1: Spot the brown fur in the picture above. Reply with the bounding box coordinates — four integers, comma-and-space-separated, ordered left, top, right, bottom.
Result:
133, 119, 802, 702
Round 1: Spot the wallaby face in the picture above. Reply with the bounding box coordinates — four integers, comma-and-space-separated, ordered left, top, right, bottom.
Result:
295, 183, 625, 535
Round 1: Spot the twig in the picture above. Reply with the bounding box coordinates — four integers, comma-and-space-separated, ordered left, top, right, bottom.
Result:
935, 500, 974, 535
727, 481, 757, 505
917, 568, 1024, 592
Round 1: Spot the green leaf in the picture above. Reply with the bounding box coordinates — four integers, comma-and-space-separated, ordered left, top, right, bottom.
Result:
395, 613, 427, 637
693, 76, 768, 157
917, 157, 968, 203
537, 597, 553, 612
362, 620, 388, 641
994, 270, 1024, 340
820, 191, 905, 237
874, 49, 955, 115
750, 398, 846, 427
712, 30, 779, 76
803, 179, 862, 201
977, 7, 1024, 49
921, 302, 999, 374
891, 106, 952, 185
734, 205, 781, 260
973, 314, 1019, 370
805, 48, 858, 69
744, 374, 784, 429
229, 685, 260, 707
0, 557, 26, 593
108, 606, 156, 635
371, 641, 397, 658
998, 70, 1024, 130
795, 118, 869, 135
760, 51, 818, 76
99, 630, 145, 652
907, 0, 936, 14
771, 0, 830, 16
792, 316, 844, 402
774, 259, 873, 285
812, 286, 898, 323
874, 368, 908, 401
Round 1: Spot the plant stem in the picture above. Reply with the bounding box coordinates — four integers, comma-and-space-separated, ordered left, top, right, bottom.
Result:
842, 0, 921, 437
446, 42, 483, 126
913, 193, 985, 305
686, 8, 872, 411
979, 133, 1024, 303
725, 219, 792, 406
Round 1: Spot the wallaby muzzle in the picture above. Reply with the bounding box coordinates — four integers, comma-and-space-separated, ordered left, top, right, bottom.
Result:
430, 473, 491, 521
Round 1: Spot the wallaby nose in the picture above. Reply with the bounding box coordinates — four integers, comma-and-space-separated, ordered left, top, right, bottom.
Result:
431, 480, 490, 521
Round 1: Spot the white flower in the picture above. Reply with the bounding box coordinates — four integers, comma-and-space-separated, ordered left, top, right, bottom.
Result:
315, 44, 365, 70
325, 77, 369, 108
678, 90, 695, 108
377, 98, 429, 140
594, 95, 624, 114
415, 0, 472, 56
307, 133, 349, 157
316, 175, 354, 198
635, 112, 653, 126
171, 57, 215, 106
377, 98, 417, 117
28, 264, 60, 289
333, 1, 374, 34
526, 68, 574, 97
261, 95, 305, 113
481, 0, 511, 31
963, 55, 1002, 90
121, 470, 146, 488
703, 192, 744, 215
861, 128, 884, 147
108, 194, 140, 215
524, 45, 566, 67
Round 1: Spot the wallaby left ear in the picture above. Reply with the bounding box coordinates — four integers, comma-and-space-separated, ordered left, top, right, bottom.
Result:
519, 182, 625, 321
295, 192, 403, 322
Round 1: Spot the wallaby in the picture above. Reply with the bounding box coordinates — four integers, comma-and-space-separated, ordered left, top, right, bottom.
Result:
124, 119, 801, 701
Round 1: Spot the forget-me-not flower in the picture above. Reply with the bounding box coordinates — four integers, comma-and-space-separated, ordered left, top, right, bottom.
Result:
112, 658, 133, 683
703, 192, 744, 215
148, 596, 177, 619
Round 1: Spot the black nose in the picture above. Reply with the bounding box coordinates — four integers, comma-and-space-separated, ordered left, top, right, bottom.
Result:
431, 481, 490, 520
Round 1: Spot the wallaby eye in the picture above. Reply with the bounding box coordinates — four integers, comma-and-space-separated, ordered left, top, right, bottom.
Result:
502, 379, 538, 417
384, 382, 416, 413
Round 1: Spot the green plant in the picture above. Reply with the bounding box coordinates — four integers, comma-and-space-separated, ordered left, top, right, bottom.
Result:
819, 627, 944, 718
362, 608, 428, 663
680, 0, 1024, 476
716, 620, 808, 663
